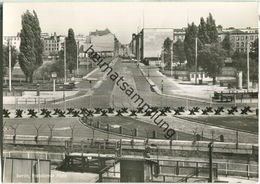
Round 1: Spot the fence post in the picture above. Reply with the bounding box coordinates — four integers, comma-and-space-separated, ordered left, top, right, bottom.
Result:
163, 176, 165, 182
176, 161, 179, 175
216, 163, 218, 178
113, 162, 116, 176
247, 164, 250, 179
152, 130, 157, 139
236, 131, 239, 149
119, 139, 122, 157
99, 172, 103, 182
196, 162, 199, 177
119, 126, 123, 134
225, 162, 228, 177
134, 128, 138, 137
98, 143, 100, 157
107, 124, 110, 132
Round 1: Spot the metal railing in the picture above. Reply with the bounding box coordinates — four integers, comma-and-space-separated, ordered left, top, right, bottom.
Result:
15, 97, 56, 104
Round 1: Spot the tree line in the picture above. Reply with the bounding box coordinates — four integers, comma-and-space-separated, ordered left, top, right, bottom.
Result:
163, 13, 258, 84
3, 10, 78, 83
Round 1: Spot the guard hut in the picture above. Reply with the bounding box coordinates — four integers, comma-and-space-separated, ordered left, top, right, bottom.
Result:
120, 157, 156, 182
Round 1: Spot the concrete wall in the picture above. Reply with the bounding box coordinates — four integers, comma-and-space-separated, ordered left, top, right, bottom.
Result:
4, 135, 258, 155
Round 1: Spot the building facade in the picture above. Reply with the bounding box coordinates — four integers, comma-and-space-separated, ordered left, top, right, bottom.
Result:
43, 32, 65, 56
130, 27, 258, 62
218, 27, 258, 52
3, 35, 21, 51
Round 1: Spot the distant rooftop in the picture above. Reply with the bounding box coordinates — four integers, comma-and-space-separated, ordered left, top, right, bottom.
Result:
90, 28, 111, 36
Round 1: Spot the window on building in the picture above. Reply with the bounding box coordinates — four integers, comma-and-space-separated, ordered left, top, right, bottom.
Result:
245, 36, 248, 40
236, 42, 239, 47
241, 36, 244, 40
241, 42, 244, 47
236, 36, 239, 41
250, 36, 254, 40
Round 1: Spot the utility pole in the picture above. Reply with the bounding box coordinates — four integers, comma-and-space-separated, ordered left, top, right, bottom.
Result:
76, 41, 79, 76
195, 37, 198, 85
170, 40, 173, 76
161, 80, 164, 107
208, 142, 214, 182
8, 40, 12, 92
64, 38, 67, 83
247, 41, 250, 90
161, 51, 164, 73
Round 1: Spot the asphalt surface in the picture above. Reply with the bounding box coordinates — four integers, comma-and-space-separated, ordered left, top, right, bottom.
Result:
3, 57, 258, 144
4, 57, 257, 109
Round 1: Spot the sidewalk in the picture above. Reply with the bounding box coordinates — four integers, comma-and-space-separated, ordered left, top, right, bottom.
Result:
3, 57, 119, 105
139, 65, 258, 104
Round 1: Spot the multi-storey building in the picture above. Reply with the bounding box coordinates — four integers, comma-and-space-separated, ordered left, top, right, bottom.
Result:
130, 27, 258, 61
3, 34, 21, 51
41, 32, 49, 39
43, 32, 65, 56
173, 28, 185, 43
218, 27, 258, 52
87, 29, 118, 57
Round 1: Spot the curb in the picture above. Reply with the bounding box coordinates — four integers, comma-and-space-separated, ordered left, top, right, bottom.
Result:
138, 66, 257, 105
171, 115, 258, 135
138, 66, 210, 104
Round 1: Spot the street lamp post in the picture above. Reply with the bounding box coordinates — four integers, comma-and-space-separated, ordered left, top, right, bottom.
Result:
147, 66, 150, 78
64, 39, 67, 83
246, 41, 250, 90
161, 50, 165, 73
8, 40, 12, 92
208, 142, 214, 182
51, 72, 57, 97
195, 37, 198, 85
89, 80, 92, 108
37, 83, 40, 112
161, 80, 164, 107
63, 85, 66, 111
76, 41, 79, 76
170, 41, 173, 76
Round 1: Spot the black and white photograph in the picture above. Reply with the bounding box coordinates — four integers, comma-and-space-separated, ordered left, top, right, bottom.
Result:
1, 1, 259, 183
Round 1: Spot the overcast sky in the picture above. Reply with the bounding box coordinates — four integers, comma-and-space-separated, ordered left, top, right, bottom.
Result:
3, 2, 259, 44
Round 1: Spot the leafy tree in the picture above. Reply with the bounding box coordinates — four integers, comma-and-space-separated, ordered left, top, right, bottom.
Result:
249, 38, 258, 83
19, 10, 43, 82
232, 50, 246, 72
66, 28, 77, 73
206, 13, 218, 43
250, 38, 258, 62
233, 49, 258, 83
3, 45, 18, 76
172, 39, 186, 64
163, 37, 172, 69
198, 17, 210, 44
198, 43, 225, 84
52, 50, 65, 78
184, 23, 202, 69
221, 32, 234, 57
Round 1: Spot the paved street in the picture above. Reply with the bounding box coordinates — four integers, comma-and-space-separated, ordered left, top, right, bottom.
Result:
3, 58, 258, 144
4, 57, 257, 110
